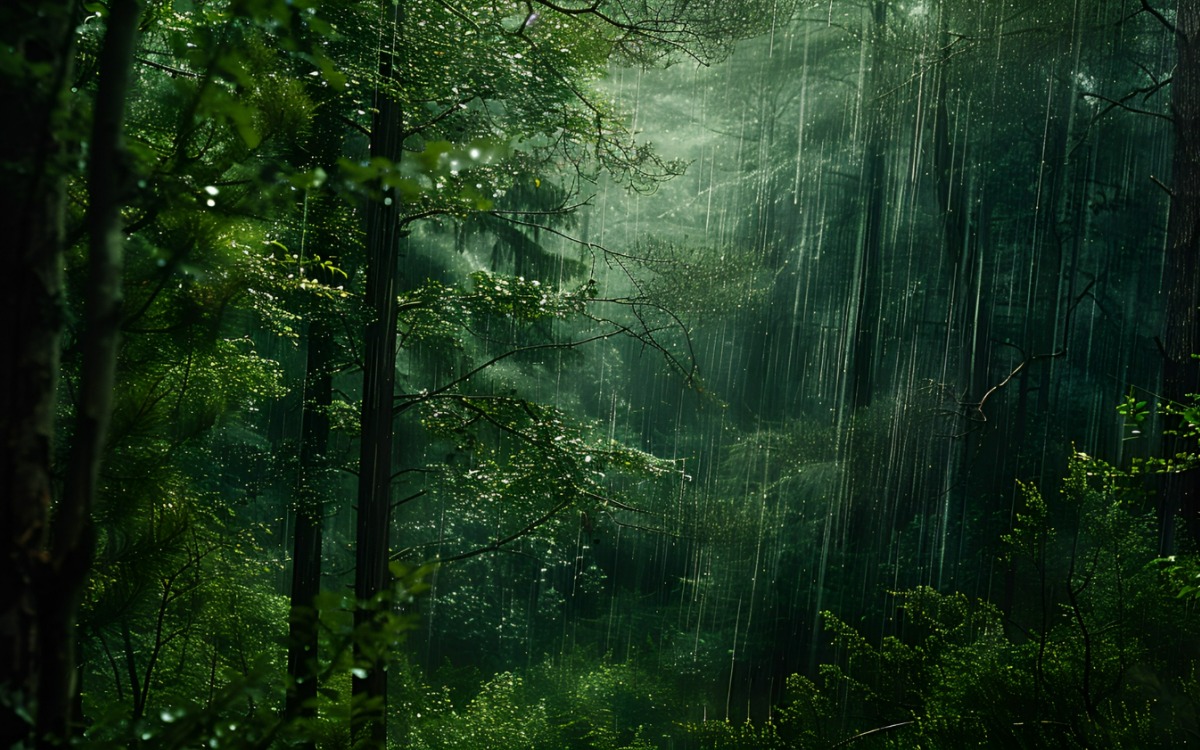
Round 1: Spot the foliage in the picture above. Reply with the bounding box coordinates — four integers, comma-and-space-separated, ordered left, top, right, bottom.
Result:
80, 564, 429, 749
631, 239, 775, 320
16, 0, 1195, 745
1156, 554, 1200, 601
391, 654, 694, 750
761, 453, 1197, 749
1125, 394, 1200, 476
38, 0, 793, 741
405, 672, 559, 750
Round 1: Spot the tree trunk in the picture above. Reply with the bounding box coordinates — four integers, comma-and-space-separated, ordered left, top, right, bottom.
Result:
42, 0, 141, 741
1, 0, 139, 744
286, 320, 332, 725
849, 0, 888, 412
1162, 0, 1200, 552
285, 61, 350, 728
0, 1, 76, 744
352, 2, 405, 746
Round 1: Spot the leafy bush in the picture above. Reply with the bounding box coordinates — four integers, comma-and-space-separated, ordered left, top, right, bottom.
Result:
682, 452, 1200, 749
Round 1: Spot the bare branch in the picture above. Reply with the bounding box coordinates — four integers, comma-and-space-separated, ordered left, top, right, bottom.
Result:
1139, 0, 1178, 35
1151, 174, 1175, 196
134, 56, 200, 78
1081, 89, 1173, 123
431, 0, 480, 28
959, 279, 1098, 427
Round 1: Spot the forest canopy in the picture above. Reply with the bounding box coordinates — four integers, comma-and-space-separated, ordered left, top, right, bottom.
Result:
3, 0, 1200, 748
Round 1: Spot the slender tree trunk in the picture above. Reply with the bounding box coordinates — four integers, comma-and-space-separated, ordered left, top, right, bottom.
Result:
352, 2, 405, 746
933, 4, 988, 393
42, 1, 141, 742
287, 320, 332, 726
1162, 0, 1200, 552
285, 66, 349, 728
849, 0, 887, 412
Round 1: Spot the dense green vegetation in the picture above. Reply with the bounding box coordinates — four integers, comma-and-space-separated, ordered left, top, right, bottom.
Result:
5, 0, 1200, 747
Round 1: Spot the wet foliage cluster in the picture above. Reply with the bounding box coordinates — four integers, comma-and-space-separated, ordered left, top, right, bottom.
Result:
7, 0, 1200, 747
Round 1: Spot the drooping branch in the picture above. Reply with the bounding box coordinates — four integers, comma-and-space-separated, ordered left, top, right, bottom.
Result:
526, 0, 706, 64
134, 56, 200, 78
830, 719, 1073, 747
399, 496, 574, 564
401, 93, 483, 139
392, 329, 635, 415
387, 391, 676, 563
829, 721, 917, 747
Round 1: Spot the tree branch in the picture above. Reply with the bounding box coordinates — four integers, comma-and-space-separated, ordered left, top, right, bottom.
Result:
959, 279, 1097, 427
1139, 0, 1178, 36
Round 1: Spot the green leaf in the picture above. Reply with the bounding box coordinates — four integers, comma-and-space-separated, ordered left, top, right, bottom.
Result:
226, 100, 261, 148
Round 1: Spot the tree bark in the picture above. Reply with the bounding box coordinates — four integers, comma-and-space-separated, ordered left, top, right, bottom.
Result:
1, 0, 139, 743
1162, 0, 1200, 552
352, 2, 405, 746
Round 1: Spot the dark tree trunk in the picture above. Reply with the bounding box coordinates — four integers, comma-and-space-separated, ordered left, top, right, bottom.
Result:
1162, 0, 1200, 552
286, 321, 332, 725
849, 0, 888, 413
933, 3, 991, 403
352, 2, 405, 746
0, 2, 76, 744
1, 0, 139, 744
285, 60, 350, 729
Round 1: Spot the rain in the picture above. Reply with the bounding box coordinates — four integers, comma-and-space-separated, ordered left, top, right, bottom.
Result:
400, 0, 1186, 737
11, 0, 1199, 747
393, 1, 1186, 741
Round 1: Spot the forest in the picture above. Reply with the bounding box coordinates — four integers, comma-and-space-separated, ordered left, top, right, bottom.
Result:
5, 0, 1200, 747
